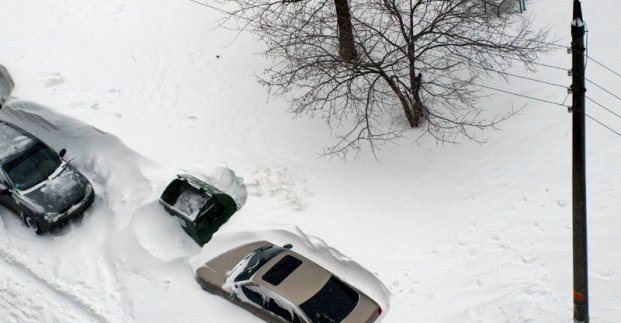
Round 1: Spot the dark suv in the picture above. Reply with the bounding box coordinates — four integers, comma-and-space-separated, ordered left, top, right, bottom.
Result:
0, 120, 95, 233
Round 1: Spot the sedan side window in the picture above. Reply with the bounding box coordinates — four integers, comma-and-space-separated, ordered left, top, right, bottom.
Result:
241, 284, 302, 323
241, 286, 264, 307
267, 298, 293, 322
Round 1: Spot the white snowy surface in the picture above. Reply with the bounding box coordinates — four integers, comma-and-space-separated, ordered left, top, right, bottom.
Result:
0, 0, 620, 322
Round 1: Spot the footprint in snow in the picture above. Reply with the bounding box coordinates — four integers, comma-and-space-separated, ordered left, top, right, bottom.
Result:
44, 73, 65, 87
247, 166, 312, 211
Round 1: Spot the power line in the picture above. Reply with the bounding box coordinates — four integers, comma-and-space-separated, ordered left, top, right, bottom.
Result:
585, 114, 621, 136
475, 82, 621, 137
427, 53, 621, 130
425, 53, 569, 89
587, 56, 621, 79
474, 82, 569, 107
586, 77, 621, 101
528, 61, 568, 71
425, 70, 621, 138
562, 92, 571, 106
585, 96, 621, 119
500, 70, 567, 89
425, 69, 569, 108
492, 30, 569, 49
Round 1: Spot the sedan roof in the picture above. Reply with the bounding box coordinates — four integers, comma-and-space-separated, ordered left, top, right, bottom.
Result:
0, 121, 35, 163
251, 250, 333, 306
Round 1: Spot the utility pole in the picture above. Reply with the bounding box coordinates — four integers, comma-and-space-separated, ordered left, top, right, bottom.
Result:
571, 0, 588, 322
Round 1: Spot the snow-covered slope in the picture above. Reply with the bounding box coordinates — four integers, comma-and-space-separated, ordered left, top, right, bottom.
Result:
1, 0, 620, 322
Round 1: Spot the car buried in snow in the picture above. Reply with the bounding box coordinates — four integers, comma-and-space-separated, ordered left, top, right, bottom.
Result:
195, 241, 383, 323
159, 174, 238, 246
0, 120, 95, 234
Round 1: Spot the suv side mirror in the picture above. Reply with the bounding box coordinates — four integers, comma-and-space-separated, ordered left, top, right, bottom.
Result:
59, 148, 67, 158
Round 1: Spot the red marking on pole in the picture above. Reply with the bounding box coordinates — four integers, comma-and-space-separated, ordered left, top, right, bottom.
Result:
574, 290, 583, 301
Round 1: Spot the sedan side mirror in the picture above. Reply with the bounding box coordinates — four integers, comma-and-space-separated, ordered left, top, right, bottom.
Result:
0, 188, 11, 196
59, 148, 67, 158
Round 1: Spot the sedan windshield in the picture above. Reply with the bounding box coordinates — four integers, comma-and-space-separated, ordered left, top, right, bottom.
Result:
4, 142, 61, 190
234, 246, 286, 282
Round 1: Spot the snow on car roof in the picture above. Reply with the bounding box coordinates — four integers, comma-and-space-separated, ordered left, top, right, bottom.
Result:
0, 121, 35, 162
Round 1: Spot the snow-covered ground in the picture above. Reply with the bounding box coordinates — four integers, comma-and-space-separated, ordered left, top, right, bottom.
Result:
1, 0, 620, 322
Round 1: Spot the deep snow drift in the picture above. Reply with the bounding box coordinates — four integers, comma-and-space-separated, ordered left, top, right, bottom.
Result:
1, 0, 621, 322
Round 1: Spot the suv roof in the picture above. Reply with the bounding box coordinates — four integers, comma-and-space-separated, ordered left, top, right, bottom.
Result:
0, 121, 35, 163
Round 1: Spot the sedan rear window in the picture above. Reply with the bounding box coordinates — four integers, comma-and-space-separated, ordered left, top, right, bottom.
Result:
299, 276, 359, 323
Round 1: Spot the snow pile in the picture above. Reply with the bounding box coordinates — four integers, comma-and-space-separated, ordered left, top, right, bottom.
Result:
0, 64, 14, 106
0, 124, 33, 161
176, 165, 248, 210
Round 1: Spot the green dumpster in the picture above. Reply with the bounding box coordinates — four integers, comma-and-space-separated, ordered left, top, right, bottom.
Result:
159, 174, 238, 246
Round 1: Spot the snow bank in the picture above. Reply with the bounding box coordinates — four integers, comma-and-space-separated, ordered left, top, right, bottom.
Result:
0, 64, 14, 106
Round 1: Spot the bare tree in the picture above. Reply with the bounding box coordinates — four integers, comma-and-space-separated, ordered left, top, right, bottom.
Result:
205, 0, 550, 157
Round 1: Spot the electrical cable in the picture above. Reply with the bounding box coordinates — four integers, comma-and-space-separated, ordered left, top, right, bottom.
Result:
424, 69, 569, 108
424, 70, 621, 137
491, 30, 568, 49
425, 53, 621, 129
585, 114, 621, 136
424, 53, 569, 89
587, 56, 621, 79
586, 78, 621, 101
585, 96, 621, 119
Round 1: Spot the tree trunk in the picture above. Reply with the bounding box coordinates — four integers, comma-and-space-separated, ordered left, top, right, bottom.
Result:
407, 35, 425, 128
412, 73, 426, 127
334, 0, 358, 61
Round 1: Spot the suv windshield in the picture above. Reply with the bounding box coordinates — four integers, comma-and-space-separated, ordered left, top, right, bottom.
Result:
234, 246, 286, 282
4, 142, 61, 190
